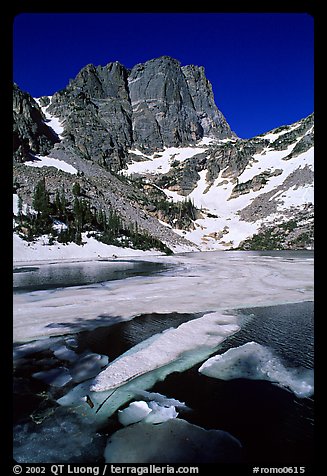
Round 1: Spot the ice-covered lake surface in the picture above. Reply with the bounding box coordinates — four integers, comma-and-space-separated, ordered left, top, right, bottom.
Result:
13, 251, 314, 464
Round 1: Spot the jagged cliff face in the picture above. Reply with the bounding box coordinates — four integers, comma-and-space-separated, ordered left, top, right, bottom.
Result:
12, 56, 314, 252
43, 56, 234, 170
13, 83, 59, 162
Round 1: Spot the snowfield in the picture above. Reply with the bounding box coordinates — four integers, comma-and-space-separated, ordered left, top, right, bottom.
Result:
125, 126, 314, 250
13, 232, 163, 266
126, 144, 208, 175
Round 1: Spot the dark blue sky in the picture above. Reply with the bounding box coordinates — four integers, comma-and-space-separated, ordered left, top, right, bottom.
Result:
13, 13, 314, 138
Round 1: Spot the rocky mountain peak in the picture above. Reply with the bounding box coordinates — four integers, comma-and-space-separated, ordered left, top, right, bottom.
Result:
67, 61, 129, 100
41, 56, 234, 169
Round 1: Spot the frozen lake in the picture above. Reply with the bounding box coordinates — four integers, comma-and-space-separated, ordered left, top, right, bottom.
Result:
13, 251, 314, 464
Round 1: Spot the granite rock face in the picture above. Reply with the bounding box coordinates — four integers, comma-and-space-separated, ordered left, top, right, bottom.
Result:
48, 62, 133, 171
47, 56, 234, 170
13, 84, 59, 162
128, 56, 233, 151
182, 64, 234, 139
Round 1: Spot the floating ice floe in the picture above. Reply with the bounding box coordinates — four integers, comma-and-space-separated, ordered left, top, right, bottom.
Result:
118, 401, 152, 426
134, 390, 188, 410
13, 252, 314, 343
56, 312, 239, 424
144, 401, 178, 424
104, 418, 242, 463
91, 311, 240, 392
198, 341, 314, 398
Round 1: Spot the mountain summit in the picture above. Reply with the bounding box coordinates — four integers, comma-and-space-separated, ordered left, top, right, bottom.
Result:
13, 56, 314, 255
44, 56, 234, 170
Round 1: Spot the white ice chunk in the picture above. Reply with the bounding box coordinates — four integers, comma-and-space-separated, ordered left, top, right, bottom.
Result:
144, 401, 178, 424
32, 367, 72, 387
198, 341, 314, 398
104, 418, 242, 463
118, 401, 152, 426
70, 353, 109, 383
126, 145, 208, 176
91, 311, 240, 392
134, 390, 188, 409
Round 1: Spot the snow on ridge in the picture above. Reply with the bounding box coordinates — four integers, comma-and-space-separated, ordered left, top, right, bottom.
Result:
161, 146, 313, 250
126, 144, 208, 175
259, 119, 306, 142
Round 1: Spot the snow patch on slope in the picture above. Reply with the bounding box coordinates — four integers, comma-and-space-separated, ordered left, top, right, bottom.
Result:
118, 400, 178, 426
164, 144, 313, 250
24, 155, 78, 175
35, 96, 64, 137
126, 145, 208, 175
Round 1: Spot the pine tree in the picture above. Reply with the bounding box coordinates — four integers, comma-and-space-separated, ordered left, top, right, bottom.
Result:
17, 195, 23, 221
72, 182, 81, 197
32, 178, 50, 217
73, 197, 83, 231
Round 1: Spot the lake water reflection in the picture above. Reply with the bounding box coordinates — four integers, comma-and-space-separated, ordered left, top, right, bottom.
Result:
13, 259, 171, 292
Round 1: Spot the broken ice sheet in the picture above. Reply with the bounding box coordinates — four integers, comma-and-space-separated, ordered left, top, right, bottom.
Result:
91, 311, 240, 392
199, 341, 314, 398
